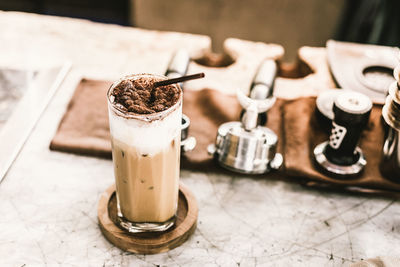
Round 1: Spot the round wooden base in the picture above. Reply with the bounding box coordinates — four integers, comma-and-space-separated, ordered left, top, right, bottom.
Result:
98, 183, 198, 254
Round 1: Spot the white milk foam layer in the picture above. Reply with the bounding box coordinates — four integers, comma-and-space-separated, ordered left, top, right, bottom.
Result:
109, 104, 181, 156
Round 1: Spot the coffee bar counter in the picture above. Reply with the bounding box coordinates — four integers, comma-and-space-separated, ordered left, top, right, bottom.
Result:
0, 11, 399, 266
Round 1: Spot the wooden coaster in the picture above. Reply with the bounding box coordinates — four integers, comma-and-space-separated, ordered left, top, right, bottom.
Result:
98, 183, 198, 254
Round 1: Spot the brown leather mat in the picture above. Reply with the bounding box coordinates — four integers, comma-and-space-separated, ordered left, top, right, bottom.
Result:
50, 79, 400, 193
49, 79, 252, 169
51, 79, 285, 170
50, 79, 112, 158
283, 97, 400, 192
181, 89, 285, 170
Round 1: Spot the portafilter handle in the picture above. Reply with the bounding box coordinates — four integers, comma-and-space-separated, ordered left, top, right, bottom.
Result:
250, 59, 277, 99
240, 59, 278, 125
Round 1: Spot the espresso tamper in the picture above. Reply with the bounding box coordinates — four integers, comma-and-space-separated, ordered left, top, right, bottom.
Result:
240, 59, 277, 125
314, 91, 372, 177
380, 64, 400, 182
165, 49, 196, 153
208, 89, 282, 174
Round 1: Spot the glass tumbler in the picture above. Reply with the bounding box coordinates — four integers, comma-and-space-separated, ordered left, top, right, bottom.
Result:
107, 73, 182, 233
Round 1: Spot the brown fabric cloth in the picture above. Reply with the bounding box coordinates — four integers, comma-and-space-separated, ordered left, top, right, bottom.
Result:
50, 79, 283, 171
181, 89, 284, 170
50, 79, 112, 158
51, 79, 400, 193
283, 97, 400, 192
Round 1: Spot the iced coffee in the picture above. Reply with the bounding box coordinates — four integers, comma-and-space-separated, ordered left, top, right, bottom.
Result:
107, 74, 182, 233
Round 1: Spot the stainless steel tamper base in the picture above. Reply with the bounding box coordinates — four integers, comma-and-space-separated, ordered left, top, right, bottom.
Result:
208, 144, 283, 174
313, 141, 366, 177
208, 122, 283, 174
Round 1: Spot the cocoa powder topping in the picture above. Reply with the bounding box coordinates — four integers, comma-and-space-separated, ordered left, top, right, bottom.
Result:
111, 76, 180, 114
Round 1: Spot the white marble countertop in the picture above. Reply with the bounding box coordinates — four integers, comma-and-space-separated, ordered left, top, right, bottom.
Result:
0, 11, 399, 267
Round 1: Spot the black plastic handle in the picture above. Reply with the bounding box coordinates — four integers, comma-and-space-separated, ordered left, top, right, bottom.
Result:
324, 92, 372, 166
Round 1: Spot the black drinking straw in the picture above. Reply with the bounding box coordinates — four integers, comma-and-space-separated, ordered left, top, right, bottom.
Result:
154, 73, 205, 87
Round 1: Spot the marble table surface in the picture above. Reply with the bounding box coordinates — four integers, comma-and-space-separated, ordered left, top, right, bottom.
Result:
0, 11, 399, 267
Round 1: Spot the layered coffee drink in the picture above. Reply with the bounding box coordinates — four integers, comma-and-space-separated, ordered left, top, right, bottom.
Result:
107, 74, 182, 233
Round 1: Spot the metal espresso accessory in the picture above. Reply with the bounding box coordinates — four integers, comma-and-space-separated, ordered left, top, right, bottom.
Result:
240, 59, 277, 125
380, 63, 400, 182
207, 85, 282, 174
165, 49, 196, 153
314, 91, 372, 177
181, 114, 196, 153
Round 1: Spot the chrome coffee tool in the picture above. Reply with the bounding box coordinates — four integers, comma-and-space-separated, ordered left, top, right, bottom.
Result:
314, 91, 372, 177
208, 90, 282, 174
240, 59, 277, 125
181, 114, 196, 153
165, 49, 196, 153
380, 63, 400, 182
208, 60, 283, 174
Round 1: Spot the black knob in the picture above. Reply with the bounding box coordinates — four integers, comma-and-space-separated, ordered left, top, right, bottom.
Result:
240, 60, 277, 125
323, 91, 372, 166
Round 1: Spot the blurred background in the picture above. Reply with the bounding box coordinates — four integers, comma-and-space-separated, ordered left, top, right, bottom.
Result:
0, 0, 398, 61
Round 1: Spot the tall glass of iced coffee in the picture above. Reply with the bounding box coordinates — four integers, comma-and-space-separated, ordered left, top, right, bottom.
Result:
107, 73, 182, 233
